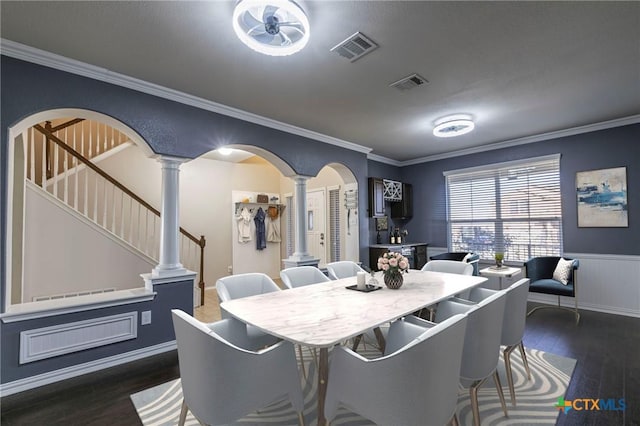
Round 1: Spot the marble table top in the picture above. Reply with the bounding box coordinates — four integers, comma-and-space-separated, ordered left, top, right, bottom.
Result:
220, 270, 487, 348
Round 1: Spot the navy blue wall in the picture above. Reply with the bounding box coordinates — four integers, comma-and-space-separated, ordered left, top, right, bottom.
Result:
1, 54, 637, 386
401, 124, 640, 255
0, 56, 372, 385
0, 279, 193, 383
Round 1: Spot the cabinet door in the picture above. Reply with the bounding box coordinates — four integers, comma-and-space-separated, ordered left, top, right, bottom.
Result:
415, 244, 428, 270
368, 177, 386, 217
391, 183, 413, 219
369, 247, 388, 270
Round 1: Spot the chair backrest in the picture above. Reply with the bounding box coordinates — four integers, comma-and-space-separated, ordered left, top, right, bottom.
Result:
280, 266, 331, 289
430, 252, 480, 275
421, 259, 474, 275
171, 310, 303, 425
437, 291, 507, 381
324, 314, 468, 425
326, 261, 365, 280
216, 273, 281, 303
525, 256, 579, 285
500, 278, 531, 346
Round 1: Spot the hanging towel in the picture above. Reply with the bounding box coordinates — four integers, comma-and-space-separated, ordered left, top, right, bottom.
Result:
267, 216, 281, 243
254, 207, 267, 250
236, 207, 252, 243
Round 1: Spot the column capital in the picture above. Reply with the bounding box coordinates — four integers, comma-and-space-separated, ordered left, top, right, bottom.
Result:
155, 155, 189, 168
292, 174, 313, 183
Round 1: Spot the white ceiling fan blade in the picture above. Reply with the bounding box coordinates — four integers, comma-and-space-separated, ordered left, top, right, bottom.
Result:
279, 31, 292, 46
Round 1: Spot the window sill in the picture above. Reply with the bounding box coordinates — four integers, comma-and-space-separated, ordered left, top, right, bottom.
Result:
1, 288, 156, 323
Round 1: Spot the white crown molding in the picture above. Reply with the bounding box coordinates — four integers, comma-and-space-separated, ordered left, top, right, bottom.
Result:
401, 115, 640, 166
0, 39, 372, 155
366, 152, 402, 166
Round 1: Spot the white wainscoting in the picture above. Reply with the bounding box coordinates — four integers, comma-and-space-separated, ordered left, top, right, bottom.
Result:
427, 248, 640, 318
20, 312, 137, 364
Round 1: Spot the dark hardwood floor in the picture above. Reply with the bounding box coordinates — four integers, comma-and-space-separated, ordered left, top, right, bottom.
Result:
1, 303, 638, 425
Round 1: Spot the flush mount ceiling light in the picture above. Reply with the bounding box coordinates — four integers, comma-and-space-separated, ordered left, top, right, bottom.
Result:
218, 147, 233, 156
433, 114, 475, 138
232, 0, 310, 56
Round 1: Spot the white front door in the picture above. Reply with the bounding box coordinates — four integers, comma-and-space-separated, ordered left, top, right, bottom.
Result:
306, 189, 327, 267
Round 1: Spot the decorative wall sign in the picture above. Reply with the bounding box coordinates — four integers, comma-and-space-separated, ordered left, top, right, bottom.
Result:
576, 167, 628, 227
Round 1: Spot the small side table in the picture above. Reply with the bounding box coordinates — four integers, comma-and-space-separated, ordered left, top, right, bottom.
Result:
479, 266, 522, 289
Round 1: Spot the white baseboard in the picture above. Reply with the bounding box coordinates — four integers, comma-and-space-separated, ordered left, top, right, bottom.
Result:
527, 294, 640, 318
0, 340, 176, 397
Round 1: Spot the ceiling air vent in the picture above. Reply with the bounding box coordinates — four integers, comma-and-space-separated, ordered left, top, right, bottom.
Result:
389, 73, 429, 91
330, 32, 378, 62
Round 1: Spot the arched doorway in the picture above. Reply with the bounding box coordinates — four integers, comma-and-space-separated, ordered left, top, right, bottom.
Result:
4, 109, 176, 309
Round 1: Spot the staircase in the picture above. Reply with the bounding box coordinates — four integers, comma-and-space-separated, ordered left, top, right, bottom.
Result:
22, 118, 206, 305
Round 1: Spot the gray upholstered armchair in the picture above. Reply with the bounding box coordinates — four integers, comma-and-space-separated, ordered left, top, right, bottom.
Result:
525, 256, 580, 324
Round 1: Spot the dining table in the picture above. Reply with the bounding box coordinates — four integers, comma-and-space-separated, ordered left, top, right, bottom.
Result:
220, 269, 487, 425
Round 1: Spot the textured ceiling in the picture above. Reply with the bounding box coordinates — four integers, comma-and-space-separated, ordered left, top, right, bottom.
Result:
1, 1, 639, 161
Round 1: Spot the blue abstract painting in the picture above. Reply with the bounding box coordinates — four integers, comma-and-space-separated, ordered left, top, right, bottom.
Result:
576, 167, 628, 227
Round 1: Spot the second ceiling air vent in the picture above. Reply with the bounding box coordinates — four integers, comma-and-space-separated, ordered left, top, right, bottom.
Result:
389, 73, 429, 91
330, 32, 379, 62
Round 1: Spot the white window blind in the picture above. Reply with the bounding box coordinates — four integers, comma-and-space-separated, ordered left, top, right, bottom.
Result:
445, 154, 562, 263
329, 189, 341, 262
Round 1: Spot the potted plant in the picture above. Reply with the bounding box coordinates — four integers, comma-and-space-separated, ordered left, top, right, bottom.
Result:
494, 252, 504, 268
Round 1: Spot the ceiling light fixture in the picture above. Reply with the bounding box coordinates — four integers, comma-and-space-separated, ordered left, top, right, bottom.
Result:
218, 147, 233, 156
433, 115, 475, 138
232, 0, 310, 56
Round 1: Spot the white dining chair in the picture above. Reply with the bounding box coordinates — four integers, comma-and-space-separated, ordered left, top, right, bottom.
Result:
171, 310, 305, 426
420, 259, 474, 319
216, 273, 281, 349
464, 278, 532, 406
280, 266, 330, 289
325, 261, 365, 280
421, 259, 474, 275
324, 314, 468, 426
408, 289, 509, 426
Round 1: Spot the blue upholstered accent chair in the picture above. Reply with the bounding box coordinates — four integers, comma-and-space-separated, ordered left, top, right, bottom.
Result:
430, 252, 480, 275
525, 256, 580, 324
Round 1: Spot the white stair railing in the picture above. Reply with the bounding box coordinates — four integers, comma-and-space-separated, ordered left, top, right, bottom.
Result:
23, 119, 206, 305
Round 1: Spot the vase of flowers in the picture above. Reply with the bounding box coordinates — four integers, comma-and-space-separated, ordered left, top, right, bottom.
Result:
377, 251, 410, 289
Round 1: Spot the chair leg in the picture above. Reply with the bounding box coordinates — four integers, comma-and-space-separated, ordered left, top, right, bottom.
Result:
448, 412, 460, 426
469, 379, 484, 426
296, 344, 307, 379
574, 297, 580, 325
493, 370, 509, 418
351, 334, 363, 351
179, 399, 188, 426
503, 344, 517, 406
518, 341, 532, 380
297, 411, 305, 426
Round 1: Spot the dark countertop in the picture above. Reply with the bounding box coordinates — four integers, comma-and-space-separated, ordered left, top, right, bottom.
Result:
370, 242, 428, 249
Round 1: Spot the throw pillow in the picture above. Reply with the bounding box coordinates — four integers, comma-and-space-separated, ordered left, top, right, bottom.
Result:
553, 258, 573, 285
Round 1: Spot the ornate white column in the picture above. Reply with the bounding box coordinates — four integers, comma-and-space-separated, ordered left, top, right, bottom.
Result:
152, 156, 187, 277
283, 175, 318, 268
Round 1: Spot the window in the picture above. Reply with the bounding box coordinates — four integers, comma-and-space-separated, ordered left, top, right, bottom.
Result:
444, 154, 562, 263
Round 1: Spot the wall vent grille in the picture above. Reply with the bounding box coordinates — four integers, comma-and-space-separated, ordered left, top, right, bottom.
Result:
330, 32, 378, 62
32, 288, 116, 302
389, 73, 429, 91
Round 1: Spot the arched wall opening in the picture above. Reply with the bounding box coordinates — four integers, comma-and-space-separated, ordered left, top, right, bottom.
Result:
5, 109, 158, 310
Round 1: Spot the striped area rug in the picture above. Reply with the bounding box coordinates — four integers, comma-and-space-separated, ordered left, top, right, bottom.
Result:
131, 346, 575, 426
